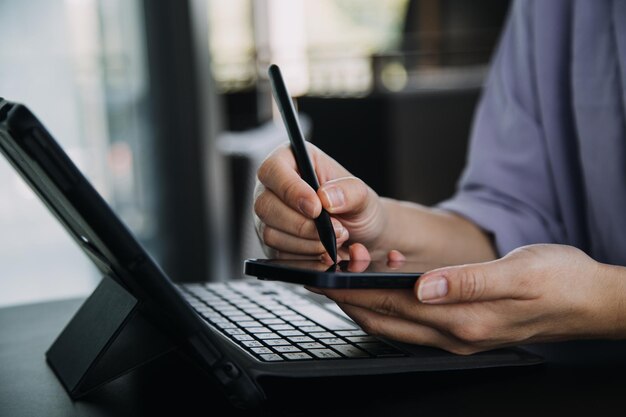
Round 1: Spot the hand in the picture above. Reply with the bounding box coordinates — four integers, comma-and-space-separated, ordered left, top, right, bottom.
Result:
315, 244, 626, 354
254, 142, 386, 259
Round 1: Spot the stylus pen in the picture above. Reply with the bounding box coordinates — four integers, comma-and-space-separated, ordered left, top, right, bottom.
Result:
268, 64, 338, 264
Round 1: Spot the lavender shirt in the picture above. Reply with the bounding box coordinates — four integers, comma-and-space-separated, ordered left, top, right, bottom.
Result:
439, 0, 626, 265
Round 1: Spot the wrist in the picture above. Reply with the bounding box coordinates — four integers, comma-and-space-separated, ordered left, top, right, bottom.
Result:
590, 262, 626, 339
371, 199, 496, 263
368, 198, 431, 259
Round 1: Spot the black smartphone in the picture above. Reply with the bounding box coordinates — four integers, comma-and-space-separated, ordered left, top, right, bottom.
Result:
244, 258, 443, 289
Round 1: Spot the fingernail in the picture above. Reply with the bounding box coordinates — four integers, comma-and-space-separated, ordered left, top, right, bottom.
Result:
334, 223, 344, 238
418, 276, 448, 302
321, 186, 345, 212
298, 198, 317, 217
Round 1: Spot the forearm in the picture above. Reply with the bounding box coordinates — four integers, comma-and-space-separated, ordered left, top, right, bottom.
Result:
373, 198, 497, 264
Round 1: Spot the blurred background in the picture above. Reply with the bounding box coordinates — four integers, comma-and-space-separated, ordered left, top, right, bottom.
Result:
0, 0, 510, 307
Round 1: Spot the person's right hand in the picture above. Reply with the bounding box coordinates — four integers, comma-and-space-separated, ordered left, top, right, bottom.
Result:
254, 142, 387, 259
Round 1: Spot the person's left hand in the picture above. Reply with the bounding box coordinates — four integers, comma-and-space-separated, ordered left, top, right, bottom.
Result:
314, 243, 626, 354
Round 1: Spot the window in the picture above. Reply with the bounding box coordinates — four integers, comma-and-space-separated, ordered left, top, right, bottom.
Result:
0, 0, 153, 306
208, 0, 409, 97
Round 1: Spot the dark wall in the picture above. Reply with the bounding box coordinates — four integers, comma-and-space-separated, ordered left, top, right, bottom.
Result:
299, 87, 480, 206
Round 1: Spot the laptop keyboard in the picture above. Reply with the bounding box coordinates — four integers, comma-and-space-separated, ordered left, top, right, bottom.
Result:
178, 281, 407, 362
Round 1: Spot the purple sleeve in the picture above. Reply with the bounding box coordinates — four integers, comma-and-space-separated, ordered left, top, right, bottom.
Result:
438, 0, 565, 256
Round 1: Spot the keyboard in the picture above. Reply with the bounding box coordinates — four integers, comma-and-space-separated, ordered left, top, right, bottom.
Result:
178, 281, 407, 362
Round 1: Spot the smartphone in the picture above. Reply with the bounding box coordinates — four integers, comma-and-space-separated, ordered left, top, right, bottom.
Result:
244, 258, 442, 289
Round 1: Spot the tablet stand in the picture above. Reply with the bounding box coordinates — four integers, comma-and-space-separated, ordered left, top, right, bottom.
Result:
46, 275, 177, 398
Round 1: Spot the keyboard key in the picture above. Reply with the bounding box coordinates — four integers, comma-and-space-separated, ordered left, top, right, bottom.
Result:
243, 308, 266, 315
357, 343, 406, 357
332, 344, 369, 358
210, 303, 231, 309
290, 320, 317, 327
238, 321, 262, 328
206, 316, 229, 323
288, 336, 314, 343
264, 338, 290, 346
253, 313, 276, 319
271, 309, 292, 316
277, 330, 304, 337
220, 306, 241, 315
309, 349, 341, 359
283, 352, 312, 360
335, 330, 368, 337
224, 328, 246, 335
260, 318, 285, 325
247, 326, 271, 333
233, 334, 254, 341
346, 336, 377, 343
273, 345, 301, 353
200, 312, 222, 320
242, 340, 263, 348
215, 321, 238, 329
262, 303, 283, 310
320, 338, 345, 345
235, 303, 256, 310
251, 347, 273, 354
309, 332, 335, 339
281, 314, 305, 322
299, 326, 326, 333
259, 354, 283, 362
229, 315, 254, 322
288, 303, 357, 330
255, 332, 281, 340
268, 324, 294, 331
298, 342, 325, 350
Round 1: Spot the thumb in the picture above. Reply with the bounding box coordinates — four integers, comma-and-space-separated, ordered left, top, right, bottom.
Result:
415, 259, 519, 304
318, 176, 372, 216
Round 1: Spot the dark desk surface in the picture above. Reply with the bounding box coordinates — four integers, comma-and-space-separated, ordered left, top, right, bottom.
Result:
1, 298, 625, 416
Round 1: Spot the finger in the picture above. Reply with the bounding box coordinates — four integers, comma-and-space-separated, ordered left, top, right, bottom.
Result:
335, 303, 469, 354
322, 288, 425, 318
257, 145, 321, 218
319, 287, 461, 330
415, 258, 529, 304
318, 176, 372, 216
344, 243, 371, 272
320, 286, 517, 349
386, 250, 406, 270
255, 189, 346, 240
348, 243, 371, 261
387, 250, 406, 262
262, 225, 350, 256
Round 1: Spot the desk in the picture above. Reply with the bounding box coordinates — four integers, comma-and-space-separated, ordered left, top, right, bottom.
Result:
1, 298, 625, 416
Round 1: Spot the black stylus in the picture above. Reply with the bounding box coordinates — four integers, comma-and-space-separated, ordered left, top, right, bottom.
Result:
268, 64, 338, 264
